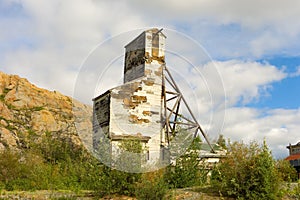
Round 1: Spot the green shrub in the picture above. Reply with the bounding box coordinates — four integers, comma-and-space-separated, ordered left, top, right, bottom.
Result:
32, 106, 44, 111
0, 88, 11, 101
0, 182, 5, 191
0, 94, 5, 101
94, 139, 145, 197
0, 150, 22, 185
0, 132, 105, 192
276, 159, 297, 182
211, 140, 282, 200
135, 170, 168, 200
289, 181, 300, 199
165, 137, 208, 188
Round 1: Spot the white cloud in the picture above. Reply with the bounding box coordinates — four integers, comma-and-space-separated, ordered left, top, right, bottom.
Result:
1, 0, 146, 97
123, 0, 300, 58
200, 60, 286, 106
125, 0, 300, 28
0, 0, 298, 92
250, 32, 284, 57
222, 107, 300, 158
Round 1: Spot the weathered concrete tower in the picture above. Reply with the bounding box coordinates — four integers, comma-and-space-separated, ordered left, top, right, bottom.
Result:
93, 28, 167, 165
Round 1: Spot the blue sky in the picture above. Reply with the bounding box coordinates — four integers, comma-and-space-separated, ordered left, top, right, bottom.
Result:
0, 0, 300, 158
253, 57, 300, 109
239, 56, 300, 109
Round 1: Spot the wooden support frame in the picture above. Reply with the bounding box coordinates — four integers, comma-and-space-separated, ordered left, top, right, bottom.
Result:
161, 64, 215, 153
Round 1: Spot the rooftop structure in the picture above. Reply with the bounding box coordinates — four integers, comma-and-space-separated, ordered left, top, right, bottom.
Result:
286, 142, 300, 178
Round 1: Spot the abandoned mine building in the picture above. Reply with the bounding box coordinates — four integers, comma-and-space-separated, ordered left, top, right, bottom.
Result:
92, 28, 224, 170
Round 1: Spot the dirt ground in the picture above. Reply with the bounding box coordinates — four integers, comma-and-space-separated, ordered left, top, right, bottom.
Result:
0, 187, 298, 200
1, 189, 221, 200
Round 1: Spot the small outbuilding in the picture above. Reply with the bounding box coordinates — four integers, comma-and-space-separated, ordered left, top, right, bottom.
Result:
286, 142, 300, 178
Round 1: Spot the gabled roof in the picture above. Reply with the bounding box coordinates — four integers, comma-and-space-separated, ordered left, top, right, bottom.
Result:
285, 153, 300, 161
287, 141, 300, 149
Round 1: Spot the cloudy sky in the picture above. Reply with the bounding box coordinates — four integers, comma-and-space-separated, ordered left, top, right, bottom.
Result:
1, 0, 300, 158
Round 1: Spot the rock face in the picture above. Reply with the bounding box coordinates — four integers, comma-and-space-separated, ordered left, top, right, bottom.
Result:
0, 71, 92, 151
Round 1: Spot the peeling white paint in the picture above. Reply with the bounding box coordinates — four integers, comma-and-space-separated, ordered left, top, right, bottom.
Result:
93, 28, 168, 165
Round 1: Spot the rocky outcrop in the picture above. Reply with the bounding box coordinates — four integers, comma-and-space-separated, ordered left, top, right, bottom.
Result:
0, 71, 92, 151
